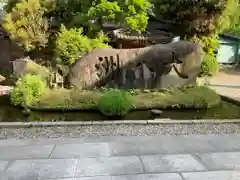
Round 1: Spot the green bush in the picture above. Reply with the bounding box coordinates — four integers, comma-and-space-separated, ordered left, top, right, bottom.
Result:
98, 89, 133, 117
4, 0, 20, 12
176, 86, 221, 108
3, 0, 49, 52
11, 74, 46, 106
201, 54, 219, 76
223, 0, 240, 35
56, 25, 110, 65
191, 35, 219, 76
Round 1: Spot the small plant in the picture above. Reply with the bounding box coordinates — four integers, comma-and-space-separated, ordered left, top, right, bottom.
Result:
201, 54, 219, 76
98, 89, 133, 117
10, 74, 46, 106
191, 35, 219, 76
56, 25, 110, 65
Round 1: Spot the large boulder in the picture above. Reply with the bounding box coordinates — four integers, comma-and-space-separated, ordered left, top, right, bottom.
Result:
0, 74, 6, 83
68, 40, 203, 89
13, 57, 51, 79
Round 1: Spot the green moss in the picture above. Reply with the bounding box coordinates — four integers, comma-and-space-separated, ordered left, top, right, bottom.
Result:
98, 89, 133, 116
30, 86, 221, 110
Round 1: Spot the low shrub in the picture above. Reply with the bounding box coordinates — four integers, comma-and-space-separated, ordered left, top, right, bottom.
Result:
98, 89, 133, 117
191, 35, 219, 76
56, 25, 110, 65
176, 86, 221, 108
10, 74, 46, 106
201, 54, 219, 76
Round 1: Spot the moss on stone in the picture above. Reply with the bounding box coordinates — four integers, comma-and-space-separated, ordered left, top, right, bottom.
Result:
30, 86, 221, 110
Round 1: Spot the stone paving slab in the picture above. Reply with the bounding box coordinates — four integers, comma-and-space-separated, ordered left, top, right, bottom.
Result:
0, 145, 54, 160
208, 70, 240, 101
5, 159, 78, 180
155, 136, 217, 154
83, 135, 219, 144
209, 136, 240, 151
140, 154, 206, 173
182, 170, 240, 180
1, 135, 240, 148
112, 173, 183, 180
1, 135, 240, 180
50, 143, 110, 158
108, 136, 218, 156
47, 177, 112, 180
45, 173, 184, 180
109, 141, 166, 156
0, 161, 8, 172
198, 152, 240, 170
75, 156, 144, 177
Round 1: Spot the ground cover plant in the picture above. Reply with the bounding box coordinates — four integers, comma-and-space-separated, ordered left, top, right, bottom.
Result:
13, 86, 221, 116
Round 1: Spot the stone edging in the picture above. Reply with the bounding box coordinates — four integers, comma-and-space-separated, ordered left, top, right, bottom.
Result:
1, 119, 240, 128
220, 95, 240, 106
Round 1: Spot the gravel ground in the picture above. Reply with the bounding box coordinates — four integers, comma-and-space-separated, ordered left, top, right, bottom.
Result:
1, 123, 240, 139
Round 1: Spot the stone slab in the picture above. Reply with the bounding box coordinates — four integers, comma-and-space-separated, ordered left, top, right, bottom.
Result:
182, 170, 240, 180
83, 136, 159, 143
197, 152, 240, 170
209, 135, 240, 151
158, 136, 217, 154
0, 139, 30, 147
112, 173, 183, 180
75, 156, 143, 177
47, 177, 111, 180
111, 174, 146, 180
140, 154, 206, 173
0, 145, 54, 160
144, 173, 184, 180
109, 141, 166, 156
0, 161, 8, 172
6, 159, 78, 179
50, 143, 110, 158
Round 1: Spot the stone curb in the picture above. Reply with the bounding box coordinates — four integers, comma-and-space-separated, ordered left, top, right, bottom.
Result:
0, 119, 240, 128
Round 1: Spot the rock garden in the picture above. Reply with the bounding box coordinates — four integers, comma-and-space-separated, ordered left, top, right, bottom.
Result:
0, 0, 240, 122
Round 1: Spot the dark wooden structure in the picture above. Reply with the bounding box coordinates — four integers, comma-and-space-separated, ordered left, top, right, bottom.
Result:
103, 17, 183, 49
110, 28, 173, 49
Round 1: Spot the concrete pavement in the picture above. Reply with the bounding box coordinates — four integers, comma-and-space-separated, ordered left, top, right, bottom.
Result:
1, 135, 240, 179
208, 69, 240, 101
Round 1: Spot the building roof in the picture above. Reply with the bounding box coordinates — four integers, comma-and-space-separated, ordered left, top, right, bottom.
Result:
111, 28, 173, 43
220, 33, 240, 42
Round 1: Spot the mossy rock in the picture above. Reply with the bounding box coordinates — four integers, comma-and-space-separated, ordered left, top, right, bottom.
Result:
13, 57, 51, 79
30, 86, 221, 112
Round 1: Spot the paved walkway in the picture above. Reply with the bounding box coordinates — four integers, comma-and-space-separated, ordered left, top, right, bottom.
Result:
1, 135, 240, 179
208, 69, 240, 101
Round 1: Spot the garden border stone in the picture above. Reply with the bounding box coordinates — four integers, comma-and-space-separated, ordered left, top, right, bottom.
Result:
0, 93, 239, 128
1, 119, 240, 128
220, 95, 240, 106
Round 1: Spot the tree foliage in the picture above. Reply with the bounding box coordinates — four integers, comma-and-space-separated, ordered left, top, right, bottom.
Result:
152, 0, 228, 37
46, 0, 152, 33
3, 0, 49, 52
55, 25, 110, 65
4, 0, 152, 53
151, 0, 237, 75
223, 0, 240, 35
